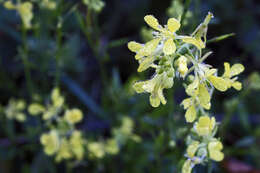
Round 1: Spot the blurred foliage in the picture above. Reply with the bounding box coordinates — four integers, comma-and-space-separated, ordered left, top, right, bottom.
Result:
0, 0, 259, 173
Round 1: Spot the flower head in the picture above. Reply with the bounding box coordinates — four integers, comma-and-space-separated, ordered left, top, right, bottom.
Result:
64, 108, 83, 124
208, 140, 224, 161
4, 1, 33, 29
195, 116, 215, 136
40, 130, 60, 155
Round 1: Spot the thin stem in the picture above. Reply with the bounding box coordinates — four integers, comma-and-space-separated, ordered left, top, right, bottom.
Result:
21, 25, 33, 96
55, 22, 63, 87
207, 161, 213, 173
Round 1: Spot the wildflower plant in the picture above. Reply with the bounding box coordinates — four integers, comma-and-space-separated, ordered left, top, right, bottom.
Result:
27, 88, 141, 163
128, 13, 244, 173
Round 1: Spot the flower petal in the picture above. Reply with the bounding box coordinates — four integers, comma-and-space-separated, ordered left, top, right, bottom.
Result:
144, 15, 161, 31
167, 18, 180, 33
230, 64, 244, 77
127, 41, 143, 53
163, 38, 176, 55
208, 76, 228, 91
185, 105, 197, 123
182, 36, 205, 49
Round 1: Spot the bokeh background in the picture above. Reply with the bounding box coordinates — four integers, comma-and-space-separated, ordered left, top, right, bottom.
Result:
0, 0, 260, 172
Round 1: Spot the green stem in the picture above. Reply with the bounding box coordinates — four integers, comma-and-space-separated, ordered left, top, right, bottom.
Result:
21, 26, 33, 96
208, 161, 213, 173
55, 24, 63, 87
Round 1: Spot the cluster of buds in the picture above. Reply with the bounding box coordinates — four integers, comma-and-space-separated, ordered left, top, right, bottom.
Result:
128, 12, 244, 173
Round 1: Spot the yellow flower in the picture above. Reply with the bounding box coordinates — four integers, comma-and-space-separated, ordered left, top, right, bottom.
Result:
64, 108, 83, 124
28, 103, 45, 115
185, 105, 197, 123
195, 116, 215, 136
222, 62, 244, 90
187, 141, 200, 158
4, 1, 33, 29
70, 131, 85, 160
55, 138, 73, 162
133, 72, 173, 107
40, 130, 60, 155
4, 99, 26, 122
51, 88, 64, 108
105, 139, 119, 155
87, 142, 105, 159
144, 15, 180, 55
208, 140, 224, 161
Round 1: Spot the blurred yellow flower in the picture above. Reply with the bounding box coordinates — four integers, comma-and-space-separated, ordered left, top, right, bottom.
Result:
87, 142, 105, 159
64, 108, 83, 124
28, 103, 45, 115
40, 130, 60, 155
4, 1, 33, 29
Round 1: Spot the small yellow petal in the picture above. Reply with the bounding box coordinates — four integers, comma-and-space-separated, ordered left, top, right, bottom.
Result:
230, 64, 244, 77
232, 81, 242, 90
185, 105, 197, 123
137, 56, 155, 72
163, 38, 176, 55
187, 141, 200, 158
136, 38, 160, 58
149, 93, 160, 107
198, 83, 211, 110
223, 62, 231, 78
208, 76, 228, 91
144, 15, 160, 30
167, 18, 180, 33
181, 98, 193, 109
182, 37, 205, 49
158, 88, 166, 105
127, 41, 143, 53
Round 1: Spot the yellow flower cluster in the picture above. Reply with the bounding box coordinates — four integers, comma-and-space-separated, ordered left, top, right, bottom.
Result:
28, 88, 64, 120
128, 12, 244, 173
28, 88, 85, 162
28, 88, 140, 162
41, 130, 86, 162
4, 1, 33, 29
87, 116, 141, 159
4, 99, 26, 122
128, 14, 213, 108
